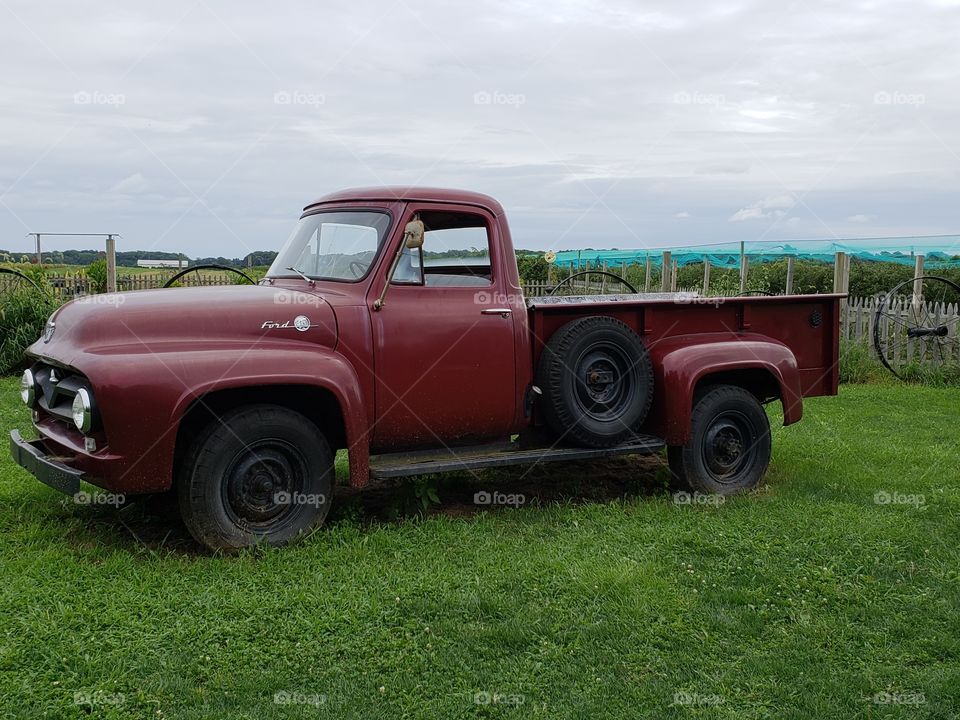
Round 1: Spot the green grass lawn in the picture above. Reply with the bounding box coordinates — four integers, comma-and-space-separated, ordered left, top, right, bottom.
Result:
0, 377, 957, 719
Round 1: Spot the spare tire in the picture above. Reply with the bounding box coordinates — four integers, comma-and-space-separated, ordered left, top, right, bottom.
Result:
536, 316, 654, 448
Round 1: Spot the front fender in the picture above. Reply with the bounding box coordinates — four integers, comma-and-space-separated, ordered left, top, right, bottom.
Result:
66, 345, 369, 492
168, 348, 370, 488
646, 333, 803, 446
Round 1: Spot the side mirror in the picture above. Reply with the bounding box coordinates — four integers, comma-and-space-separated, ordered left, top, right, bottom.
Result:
374, 217, 424, 311
404, 219, 424, 249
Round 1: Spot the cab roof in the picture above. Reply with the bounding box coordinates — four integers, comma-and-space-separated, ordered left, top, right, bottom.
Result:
305, 186, 504, 215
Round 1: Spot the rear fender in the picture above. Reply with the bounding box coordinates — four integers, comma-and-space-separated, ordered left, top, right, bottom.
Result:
646, 333, 802, 446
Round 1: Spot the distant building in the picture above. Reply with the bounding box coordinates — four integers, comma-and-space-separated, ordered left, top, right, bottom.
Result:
137, 259, 188, 268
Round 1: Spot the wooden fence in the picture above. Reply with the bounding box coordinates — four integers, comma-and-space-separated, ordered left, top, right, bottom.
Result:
0, 272, 235, 297
842, 295, 959, 366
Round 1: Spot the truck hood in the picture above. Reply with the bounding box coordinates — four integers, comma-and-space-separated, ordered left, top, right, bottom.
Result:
29, 285, 338, 366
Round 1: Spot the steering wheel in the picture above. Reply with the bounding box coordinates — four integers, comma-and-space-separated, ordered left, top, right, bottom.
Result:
162, 264, 256, 288
349, 261, 367, 279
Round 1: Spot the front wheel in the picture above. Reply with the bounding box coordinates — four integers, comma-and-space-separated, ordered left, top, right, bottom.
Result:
177, 405, 333, 551
668, 385, 771, 495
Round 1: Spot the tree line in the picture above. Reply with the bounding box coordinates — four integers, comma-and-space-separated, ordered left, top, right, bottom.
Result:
0, 249, 280, 268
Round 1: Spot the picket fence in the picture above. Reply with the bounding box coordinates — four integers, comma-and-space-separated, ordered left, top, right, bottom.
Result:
0, 272, 234, 296
841, 294, 959, 366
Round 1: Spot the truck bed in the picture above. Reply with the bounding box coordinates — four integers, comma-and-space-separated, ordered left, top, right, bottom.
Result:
525, 292, 844, 445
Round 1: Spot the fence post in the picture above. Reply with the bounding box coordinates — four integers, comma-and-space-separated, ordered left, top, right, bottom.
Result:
833, 252, 848, 293
644, 256, 652, 292
661, 251, 671, 292
738, 241, 747, 293
785, 256, 795, 295
105, 235, 117, 293
913, 254, 925, 305
671, 260, 678, 291
703, 259, 711, 295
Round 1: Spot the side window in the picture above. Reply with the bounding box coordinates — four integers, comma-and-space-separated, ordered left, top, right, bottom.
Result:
420, 211, 494, 287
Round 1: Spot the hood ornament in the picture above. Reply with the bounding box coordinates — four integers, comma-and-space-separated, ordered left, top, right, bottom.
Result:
43, 320, 56, 343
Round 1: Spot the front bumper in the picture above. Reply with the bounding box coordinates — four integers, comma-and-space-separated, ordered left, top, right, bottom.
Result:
9, 430, 85, 496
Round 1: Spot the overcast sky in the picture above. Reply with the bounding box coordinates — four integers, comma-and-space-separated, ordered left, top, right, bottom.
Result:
1, 0, 959, 259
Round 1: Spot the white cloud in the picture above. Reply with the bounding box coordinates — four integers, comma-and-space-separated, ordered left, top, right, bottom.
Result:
729, 194, 797, 221
729, 207, 766, 222
847, 214, 874, 223
674, 211, 690, 218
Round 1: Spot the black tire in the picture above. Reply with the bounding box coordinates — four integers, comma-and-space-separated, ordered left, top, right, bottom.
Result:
536, 316, 654, 448
177, 405, 333, 551
668, 385, 771, 495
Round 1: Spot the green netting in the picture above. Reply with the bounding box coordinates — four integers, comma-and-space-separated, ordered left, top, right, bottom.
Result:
553, 236, 960, 270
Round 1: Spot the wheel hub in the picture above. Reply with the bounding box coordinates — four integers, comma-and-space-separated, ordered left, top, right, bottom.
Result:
224, 442, 305, 527
574, 344, 635, 422
703, 416, 750, 481
585, 366, 616, 392
907, 325, 949, 339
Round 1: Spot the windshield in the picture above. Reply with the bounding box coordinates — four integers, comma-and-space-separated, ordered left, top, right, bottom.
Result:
268, 210, 392, 281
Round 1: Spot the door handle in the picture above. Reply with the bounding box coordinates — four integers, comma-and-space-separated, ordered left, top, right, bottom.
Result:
481, 308, 512, 317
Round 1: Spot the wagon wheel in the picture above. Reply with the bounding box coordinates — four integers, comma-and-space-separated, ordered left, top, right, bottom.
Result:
0, 267, 43, 293
549, 271, 638, 296
873, 275, 960, 380
163, 264, 257, 288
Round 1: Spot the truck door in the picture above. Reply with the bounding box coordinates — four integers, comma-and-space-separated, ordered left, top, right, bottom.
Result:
369, 204, 518, 450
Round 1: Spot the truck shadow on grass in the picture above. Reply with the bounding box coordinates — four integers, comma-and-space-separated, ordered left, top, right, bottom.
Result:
334, 453, 672, 524
70, 454, 671, 554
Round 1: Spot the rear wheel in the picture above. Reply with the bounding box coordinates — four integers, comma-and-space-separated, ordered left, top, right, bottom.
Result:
537, 316, 654, 448
177, 405, 333, 551
668, 385, 771, 495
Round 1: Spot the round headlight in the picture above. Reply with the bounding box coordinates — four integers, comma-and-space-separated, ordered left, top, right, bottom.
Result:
72, 389, 93, 433
20, 369, 36, 407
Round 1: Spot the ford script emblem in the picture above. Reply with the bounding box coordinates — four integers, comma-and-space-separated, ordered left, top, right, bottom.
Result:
43, 320, 56, 343
260, 316, 312, 332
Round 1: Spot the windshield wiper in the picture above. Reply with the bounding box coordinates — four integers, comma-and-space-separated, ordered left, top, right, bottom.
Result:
285, 266, 316, 286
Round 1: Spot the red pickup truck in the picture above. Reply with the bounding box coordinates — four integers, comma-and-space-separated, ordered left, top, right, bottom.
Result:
11, 187, 841, 550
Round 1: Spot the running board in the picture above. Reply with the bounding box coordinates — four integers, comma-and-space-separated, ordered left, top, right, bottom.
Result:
369, 435, 665, 480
